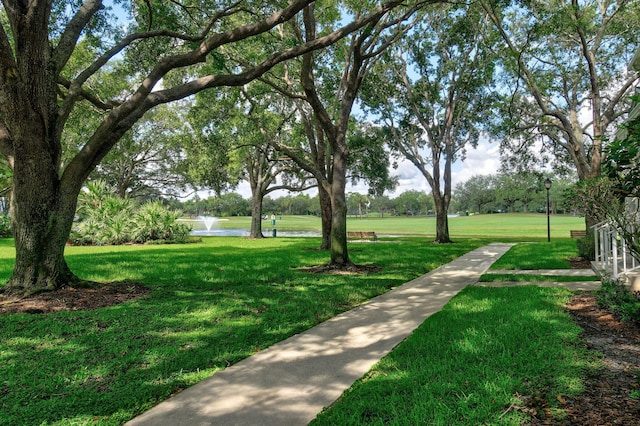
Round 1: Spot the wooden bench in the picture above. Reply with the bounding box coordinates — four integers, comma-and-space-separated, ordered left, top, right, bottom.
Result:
570, 230, 587, 239
347, 231, 378, 241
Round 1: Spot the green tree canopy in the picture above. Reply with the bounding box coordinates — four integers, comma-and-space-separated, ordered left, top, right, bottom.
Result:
361, 1, 498, 242
0, 0, 408, 294
482, 0, 640, 195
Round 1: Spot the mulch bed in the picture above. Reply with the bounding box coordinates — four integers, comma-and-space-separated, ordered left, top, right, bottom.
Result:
558, 292, 640, 425
568, 257, 593, 269
0, 282, 150, 314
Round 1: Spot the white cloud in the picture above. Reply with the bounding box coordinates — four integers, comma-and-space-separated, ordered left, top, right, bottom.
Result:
219, 138, 501, 200
386, 159, 429, 196
451, 138, 501, 188
386, 138, 501, 196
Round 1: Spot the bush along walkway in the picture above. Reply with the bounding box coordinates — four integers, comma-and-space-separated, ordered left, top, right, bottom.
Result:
126, 243, 516, 426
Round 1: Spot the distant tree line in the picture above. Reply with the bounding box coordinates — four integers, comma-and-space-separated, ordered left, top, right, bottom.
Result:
452, 173, 575, 215
163, 171, 576, 218
165, 190, 435, 219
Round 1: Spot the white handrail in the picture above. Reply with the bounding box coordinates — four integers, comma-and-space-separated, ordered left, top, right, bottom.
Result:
593, 219, 640, 280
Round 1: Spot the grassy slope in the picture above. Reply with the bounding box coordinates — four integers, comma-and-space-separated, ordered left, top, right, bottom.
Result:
0, 216, 592, 425
0, 237, 488, 425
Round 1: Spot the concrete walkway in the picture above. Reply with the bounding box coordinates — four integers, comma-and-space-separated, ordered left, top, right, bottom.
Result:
479, 267, 601, 291
126, 243, 603, 426
126, 243, 515, 426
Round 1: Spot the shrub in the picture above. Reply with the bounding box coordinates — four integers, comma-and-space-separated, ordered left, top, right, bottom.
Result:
597, 278, 640, 324
72, 194, 134, 245
0, 213, 12, 237
72, 181, 191, 245
132, 201, 191, 243
132, 201, 166, 242
577, 234, 596, 260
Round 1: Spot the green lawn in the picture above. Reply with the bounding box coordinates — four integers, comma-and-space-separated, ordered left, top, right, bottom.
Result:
311, 285, 598, 425
311, 241, 601, 425
479, 241, 601, 282
0, 234, 598, 425
0, 237, 489, 425
183, 213, 586, 239
487, 239, 581, 270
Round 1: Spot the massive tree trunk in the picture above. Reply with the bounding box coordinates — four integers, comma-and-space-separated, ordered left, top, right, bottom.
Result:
329, 149, 351, 266
249, 190, 265, 239
9, 190, 79, 295
0, 1, 83, 295
318, 184, 332, 250
6, 138, 83, 294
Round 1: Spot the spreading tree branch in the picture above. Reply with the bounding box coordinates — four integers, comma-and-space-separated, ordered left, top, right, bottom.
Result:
56, 0, 248, 132
63, 0, 405, 190
482, 1, 574, 132
603, 73, 640, 125
52, 0, 104, 73
57, 76, 120, 110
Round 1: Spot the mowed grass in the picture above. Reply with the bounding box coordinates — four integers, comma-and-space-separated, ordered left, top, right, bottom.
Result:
481, 239, 598, 283
0, 232, 598, 425
446, 213, 584, 238
184, 213, 586, 239
310, 286, 597, 425
480, 238, 598, 286
0, 237, 490, 426
488, 239, 580, 270
311, 241, 601, 425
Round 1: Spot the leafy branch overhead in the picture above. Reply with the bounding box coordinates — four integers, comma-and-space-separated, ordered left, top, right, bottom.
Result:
480, 0, 640, 186
0, 0, 422, 294
603, 98, 640, 198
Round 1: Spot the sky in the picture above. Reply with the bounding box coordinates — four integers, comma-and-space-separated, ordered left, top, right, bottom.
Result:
385, 138, 502, 198
227, 138, 502, 200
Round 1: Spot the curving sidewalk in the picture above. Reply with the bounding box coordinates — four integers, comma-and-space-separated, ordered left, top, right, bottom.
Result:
478, 268, 601, 291
126, 243, 526, 426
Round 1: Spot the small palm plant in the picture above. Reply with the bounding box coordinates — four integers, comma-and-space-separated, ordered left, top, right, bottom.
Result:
73, 181, 189, 245
133, 201, 166, 242
133, 201, 191, 243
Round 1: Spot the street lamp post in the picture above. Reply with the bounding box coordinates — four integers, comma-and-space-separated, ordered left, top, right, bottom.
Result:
544, 178, 552, 242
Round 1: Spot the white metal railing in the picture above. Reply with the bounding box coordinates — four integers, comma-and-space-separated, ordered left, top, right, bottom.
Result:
593, 220, 640, 279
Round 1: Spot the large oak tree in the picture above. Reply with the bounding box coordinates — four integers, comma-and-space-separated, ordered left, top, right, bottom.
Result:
481, 0, 640, 228
0, 0, 406, 295
362, 2, 496, 243
264, 1, 429, 265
